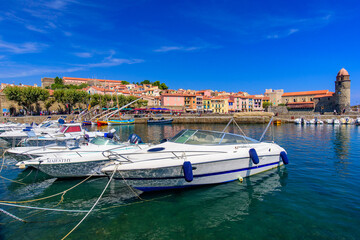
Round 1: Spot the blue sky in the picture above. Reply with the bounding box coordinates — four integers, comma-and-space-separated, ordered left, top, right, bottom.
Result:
1, 0, 360, 103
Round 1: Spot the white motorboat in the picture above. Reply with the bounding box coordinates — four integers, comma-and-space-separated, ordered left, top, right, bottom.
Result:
294, 118, 305, 124
340, 117, 353, 125
15, 134, 151, 178
326, 119, 333, 124
0, 120, 61, 143
327, 118, 340, 125
334, 119, 340, 125
7, 130, 118, 161
309, 117, 323, 125
13, 123, 101, 146
101, 129, 288, 192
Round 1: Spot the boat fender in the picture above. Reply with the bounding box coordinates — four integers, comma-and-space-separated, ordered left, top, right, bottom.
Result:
183, 161, 193, 182
128, 134, 143, 144
70, 120, 74, 123
58, 118, 65, 124
84, 134, 90, 141
280, 151, 289, 165
249, 148, 259, 164
107, 133, 114, 139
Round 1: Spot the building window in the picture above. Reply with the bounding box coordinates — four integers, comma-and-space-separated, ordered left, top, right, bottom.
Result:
293, 99, 296, 102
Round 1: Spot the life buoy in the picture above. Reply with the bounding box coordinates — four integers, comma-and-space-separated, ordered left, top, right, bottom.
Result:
249, 148, 259, 164
280, 151, 289, 165
183, 161, 193, 182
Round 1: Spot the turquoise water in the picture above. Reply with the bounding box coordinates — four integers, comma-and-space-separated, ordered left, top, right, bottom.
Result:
0, 124, 360, 239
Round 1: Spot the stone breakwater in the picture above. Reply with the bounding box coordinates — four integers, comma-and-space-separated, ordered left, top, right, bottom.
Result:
1, 114, 359, 125
0, 115, 283, 124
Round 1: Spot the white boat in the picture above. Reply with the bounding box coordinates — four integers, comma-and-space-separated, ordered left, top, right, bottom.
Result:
309, 117, 323, 125
6, 130, 118, 161
15, 134, 151, 178
0, 121, 61, 144
326, 119, 333, 124
16, 123, 102, 146
294, 118, 305, 124
340, 117, 353, 125
101, 129, 288, 192
334, 119, 340, 125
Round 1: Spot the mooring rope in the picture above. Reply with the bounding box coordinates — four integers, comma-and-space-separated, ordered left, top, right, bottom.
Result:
117, 169, 144, 201
61, 164, 119, 240
0, 149, 8, 173
0, 202, 88, 213
0, 208, 26, 223
0, 174, 94, 204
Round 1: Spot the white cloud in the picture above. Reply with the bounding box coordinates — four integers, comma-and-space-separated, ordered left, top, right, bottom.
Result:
267, 28, 299, 39
154, 46, 202, 52
26, 25, 46, 33
0, 40, 47, 54
0, 56, 144, 78
74, 52, 92, 58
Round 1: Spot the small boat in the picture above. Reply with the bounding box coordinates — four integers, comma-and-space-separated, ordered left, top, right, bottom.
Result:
82, 121, 92, 126
15, 134, 151, 178
97, 120, 108, 126
273, 120, 281, 125
101, 128, 288, 192
147, 118, 173, 125
340, 117, 353, 125
309, 117, 323, 125
108, 119, 135, 125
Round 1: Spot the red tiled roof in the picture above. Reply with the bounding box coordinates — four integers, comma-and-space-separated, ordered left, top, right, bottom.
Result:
63, 77, 125, 84
282, 90, 329, 97
313, 92, 334, 98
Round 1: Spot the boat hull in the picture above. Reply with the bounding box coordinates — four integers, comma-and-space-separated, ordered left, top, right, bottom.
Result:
147, 119, 173, 125
111, 154, 283, 191
108, 119, 135, 125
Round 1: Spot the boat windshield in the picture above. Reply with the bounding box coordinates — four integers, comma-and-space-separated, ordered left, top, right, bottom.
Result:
90, 137, 119, 145
169, 129, 259, 145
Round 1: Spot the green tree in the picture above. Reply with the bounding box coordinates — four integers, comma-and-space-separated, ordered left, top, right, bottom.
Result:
54, 89, 88, 113
262, 102, 272, 109
160, 83, 168, 90
3, 86, 50, 114
44, 98, 56, 112
141, 80, 151, 85
121, 81, 130, 85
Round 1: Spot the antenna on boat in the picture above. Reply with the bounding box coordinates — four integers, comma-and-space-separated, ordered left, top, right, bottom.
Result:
223, 118, 249, 144
259, 116, 274, 142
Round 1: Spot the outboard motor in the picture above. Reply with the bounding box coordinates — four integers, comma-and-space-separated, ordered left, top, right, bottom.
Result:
84, 134, 90, 141
104, 132, 114, 139
128, 133, 143, 144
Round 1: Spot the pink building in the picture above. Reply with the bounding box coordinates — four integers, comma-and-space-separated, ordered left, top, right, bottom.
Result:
160, 94, 185, 108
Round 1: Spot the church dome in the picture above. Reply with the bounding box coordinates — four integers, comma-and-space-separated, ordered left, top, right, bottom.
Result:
337, 68, 349, 76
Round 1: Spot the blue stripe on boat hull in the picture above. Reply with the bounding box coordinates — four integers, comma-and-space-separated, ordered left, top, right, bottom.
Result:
114, 161, 280, 181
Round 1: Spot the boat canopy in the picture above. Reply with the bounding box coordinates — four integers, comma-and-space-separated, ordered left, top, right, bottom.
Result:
169, 129, 259, 145
90, 137, 120, 146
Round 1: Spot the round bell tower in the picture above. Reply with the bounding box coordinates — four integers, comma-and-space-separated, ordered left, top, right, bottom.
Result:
335, 68, 351, 113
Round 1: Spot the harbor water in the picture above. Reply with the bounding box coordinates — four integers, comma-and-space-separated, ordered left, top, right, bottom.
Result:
0, 123, 359, 239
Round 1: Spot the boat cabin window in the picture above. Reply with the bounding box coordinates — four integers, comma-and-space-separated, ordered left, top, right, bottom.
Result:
64, 126, 81, 133
59, 126, 67, 133
90, 137, 119, 145
169, 129, 258, 145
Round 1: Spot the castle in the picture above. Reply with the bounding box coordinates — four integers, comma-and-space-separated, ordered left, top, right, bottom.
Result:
268, 68, 351, 113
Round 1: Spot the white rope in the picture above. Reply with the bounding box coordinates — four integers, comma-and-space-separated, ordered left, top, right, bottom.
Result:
0, 202, 87, 213
61, 164, 119, 240
0, 208, 26, 222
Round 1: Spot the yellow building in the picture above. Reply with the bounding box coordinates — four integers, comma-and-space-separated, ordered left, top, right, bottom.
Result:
210, 96, 229, 113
